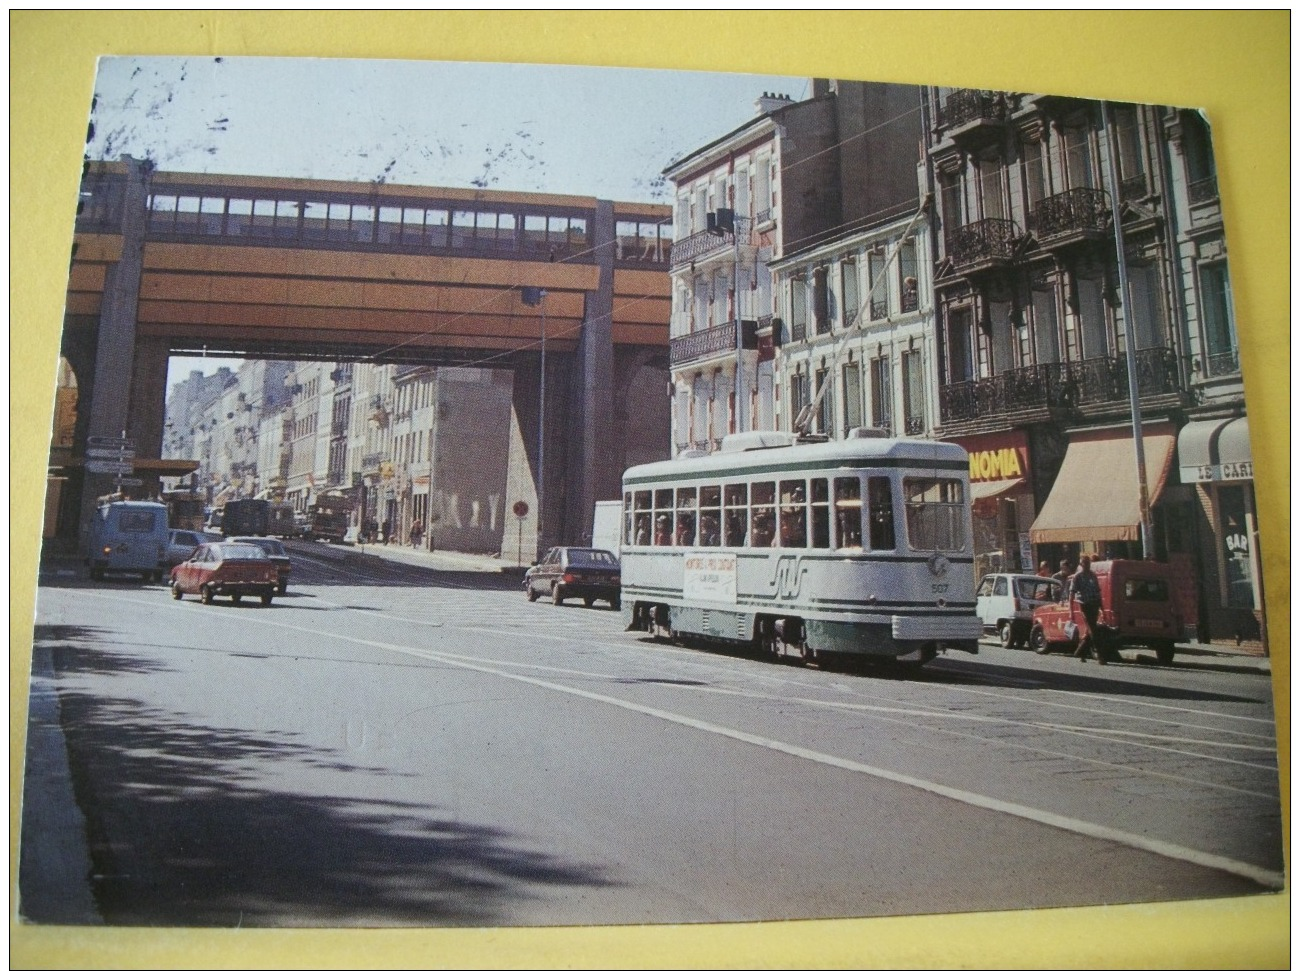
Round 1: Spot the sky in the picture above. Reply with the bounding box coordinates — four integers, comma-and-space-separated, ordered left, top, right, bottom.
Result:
86, 56, 804, 392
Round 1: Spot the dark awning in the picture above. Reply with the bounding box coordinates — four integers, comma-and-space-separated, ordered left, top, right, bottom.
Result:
1178, 416, 1253, 483
1029, 425, 1176, 544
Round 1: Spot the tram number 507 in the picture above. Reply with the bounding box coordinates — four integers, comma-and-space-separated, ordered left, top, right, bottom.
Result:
772, 555, 806, 600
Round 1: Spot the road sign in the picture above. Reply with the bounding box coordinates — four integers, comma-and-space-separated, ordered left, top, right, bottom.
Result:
87, 436, 136, 449
115, 478, 144, 487
513, 500, 530, 518
86, 447, 137, 460
85, 460, 134, 474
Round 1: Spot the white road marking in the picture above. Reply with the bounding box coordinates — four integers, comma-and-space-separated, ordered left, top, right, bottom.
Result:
63, 588, 1285, 890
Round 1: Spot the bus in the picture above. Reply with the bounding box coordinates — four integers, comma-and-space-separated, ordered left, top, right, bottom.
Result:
619, 429, 981, 668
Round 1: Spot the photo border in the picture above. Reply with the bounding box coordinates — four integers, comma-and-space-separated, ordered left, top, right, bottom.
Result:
10, 11, 1289, 968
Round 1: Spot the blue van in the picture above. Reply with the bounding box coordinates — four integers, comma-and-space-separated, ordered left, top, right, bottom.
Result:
87, 500, 170, 581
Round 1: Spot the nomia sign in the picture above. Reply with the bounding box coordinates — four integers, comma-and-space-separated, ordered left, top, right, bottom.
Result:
968, 447, 1026, 482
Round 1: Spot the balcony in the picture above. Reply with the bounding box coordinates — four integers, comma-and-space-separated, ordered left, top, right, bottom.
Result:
941, 89, 1007, 142
1031, 188, 1111, 247
939, 348, 1182, 424
671, 216, 753, 268
903, 416, 926, 436
670, 318, 758, 368
1190, 349, 1239, 380
1189, 176, 1219, 205
947, 218, 1022, 274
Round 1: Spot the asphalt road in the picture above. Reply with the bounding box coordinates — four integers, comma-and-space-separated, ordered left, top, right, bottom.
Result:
20, 547, 1285, 928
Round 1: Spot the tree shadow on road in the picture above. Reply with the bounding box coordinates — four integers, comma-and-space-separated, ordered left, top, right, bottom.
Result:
20, 633, 616, 928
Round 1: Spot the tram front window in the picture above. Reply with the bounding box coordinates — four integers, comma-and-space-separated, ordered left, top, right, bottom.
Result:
903, 478, 965, 551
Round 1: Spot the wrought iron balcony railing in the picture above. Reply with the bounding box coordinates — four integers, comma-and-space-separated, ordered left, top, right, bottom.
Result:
901, 289, 919, 313
942, 89, 1007, 129
939, 348, 1182, 424
669, 318, 759, 367
1189, 177, 1219, 205
755, 208, 774, 226
671, 216, 753, 267
1190, 349, 1240, 379
1032, 187, 1111, 240
360, 451, 385, 473
947, 218, 1021, 270
904, 416, 926, 436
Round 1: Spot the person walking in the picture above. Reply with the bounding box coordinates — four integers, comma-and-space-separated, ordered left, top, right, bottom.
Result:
410, 517, 424, 548
1070, 555, 1105, 664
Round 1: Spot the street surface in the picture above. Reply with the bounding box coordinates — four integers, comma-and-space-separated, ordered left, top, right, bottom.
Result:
20, 543, 1285, 927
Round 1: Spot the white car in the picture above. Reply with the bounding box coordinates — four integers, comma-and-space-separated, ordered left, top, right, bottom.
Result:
975, 573, 1063, 649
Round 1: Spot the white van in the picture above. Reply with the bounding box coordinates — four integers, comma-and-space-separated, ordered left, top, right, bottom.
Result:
591, 500, 623, 559
87, 500, 170, 581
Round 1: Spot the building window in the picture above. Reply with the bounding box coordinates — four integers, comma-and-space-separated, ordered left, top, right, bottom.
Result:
1127, 262, 1165, 350
1076, 275, 1108, 360
901, 350, 925, 435
1112, 103, 1146, 194
976, 153, 1005, 221
814, 368, 832, 436
1062, 119, 1096, 190
1030, 280, 1061, 364
897, 239, 918, 312
945, 307, 974, 383
870, 357, 892, 432
1200, 262, 1236, 360
868, 251, 887, 319
841, 261, 860, 327
790, 278, 809, 342
813, 266, 830, 334
789, 371, 809, 429
1181, 110, 1218, 202
1020, 138, 1046, 216
842, 361, 862, 436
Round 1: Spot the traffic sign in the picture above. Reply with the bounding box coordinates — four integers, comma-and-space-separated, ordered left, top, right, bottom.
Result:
87, 435, 136, 449
86, 460, 134, 474
115, 478, 144, 487
513, 500, 530, 518
86, 447, 137, 460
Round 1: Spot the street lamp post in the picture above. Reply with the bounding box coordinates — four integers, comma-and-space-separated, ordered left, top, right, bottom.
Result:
522, 287, 548, 558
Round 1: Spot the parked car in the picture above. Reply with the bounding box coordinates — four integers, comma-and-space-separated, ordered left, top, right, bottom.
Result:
165, 529, 225, 567
976, 573, 1063, 649
525, 547, 621, 608
170, 542, 280, 606
1029, 559, 1181, 665
225, 536, 292, 593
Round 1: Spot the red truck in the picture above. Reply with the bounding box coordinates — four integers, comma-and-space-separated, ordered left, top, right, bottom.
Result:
1029, 559, 1182, 665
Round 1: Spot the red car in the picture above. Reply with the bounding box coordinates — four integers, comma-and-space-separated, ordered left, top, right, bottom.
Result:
170, 542, 280, 606
1029, 559, 1181, 665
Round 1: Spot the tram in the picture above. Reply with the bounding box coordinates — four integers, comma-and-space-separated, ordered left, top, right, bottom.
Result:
619, 429, 981, 667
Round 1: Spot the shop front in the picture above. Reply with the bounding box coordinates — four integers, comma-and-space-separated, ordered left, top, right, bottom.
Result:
949, 430, 1036, 580
1177, 415, 1263, 646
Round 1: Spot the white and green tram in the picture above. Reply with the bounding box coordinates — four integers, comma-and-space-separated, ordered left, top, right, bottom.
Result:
619, 430, 981, 667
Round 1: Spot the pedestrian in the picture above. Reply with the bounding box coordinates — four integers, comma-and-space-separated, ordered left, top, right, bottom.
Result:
1037, 560, 1052, 578
410, 517, 424, 548
381, 517, 392, 545
1070, 555, 1105, 664
1051, 559, 1073, 599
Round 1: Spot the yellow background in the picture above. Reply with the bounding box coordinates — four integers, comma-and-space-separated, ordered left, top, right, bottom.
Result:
11, 11, 1289, 968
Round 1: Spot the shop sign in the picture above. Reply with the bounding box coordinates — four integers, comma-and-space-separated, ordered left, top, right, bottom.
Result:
1185, 461, 1253, 483
949, 430, 1032, 483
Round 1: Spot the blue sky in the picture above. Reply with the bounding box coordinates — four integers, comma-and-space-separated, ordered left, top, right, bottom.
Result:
87, 56, 802, 389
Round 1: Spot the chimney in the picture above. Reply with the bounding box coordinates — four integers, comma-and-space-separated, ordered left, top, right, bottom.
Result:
755, 91, 794, 116
811, 78, 832, 99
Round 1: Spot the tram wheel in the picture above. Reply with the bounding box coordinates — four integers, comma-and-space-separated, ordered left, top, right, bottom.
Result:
755, 621, 781, 662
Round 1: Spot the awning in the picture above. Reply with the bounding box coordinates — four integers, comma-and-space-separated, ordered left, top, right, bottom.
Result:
1178, 416, 1253, 483
1029, 425, 1176, 544
970, 478, 1024, 501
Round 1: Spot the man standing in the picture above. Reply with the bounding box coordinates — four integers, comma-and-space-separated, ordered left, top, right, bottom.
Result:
1070, 555, 1105, 664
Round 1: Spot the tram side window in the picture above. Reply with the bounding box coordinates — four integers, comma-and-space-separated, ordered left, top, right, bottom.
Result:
632, 491, 652, 545
834, 478, 863, 550
903, 478, 966, 551
724, 483, 748, 547
779, 479, 807, 547
676, 487, 698, 546
653, 489, 674, 545
751, 481, 776, 547
867, 477, 897, 550
699, 486, 721, 547
809, 478, 831, 548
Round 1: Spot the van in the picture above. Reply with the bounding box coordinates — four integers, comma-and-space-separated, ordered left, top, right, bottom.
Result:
87, 500, 170, 581
1030, 559, 1182, 665
591, 500, 623, 559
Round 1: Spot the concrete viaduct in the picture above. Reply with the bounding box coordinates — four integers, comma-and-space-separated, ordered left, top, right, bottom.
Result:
53, 158, 673, 548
